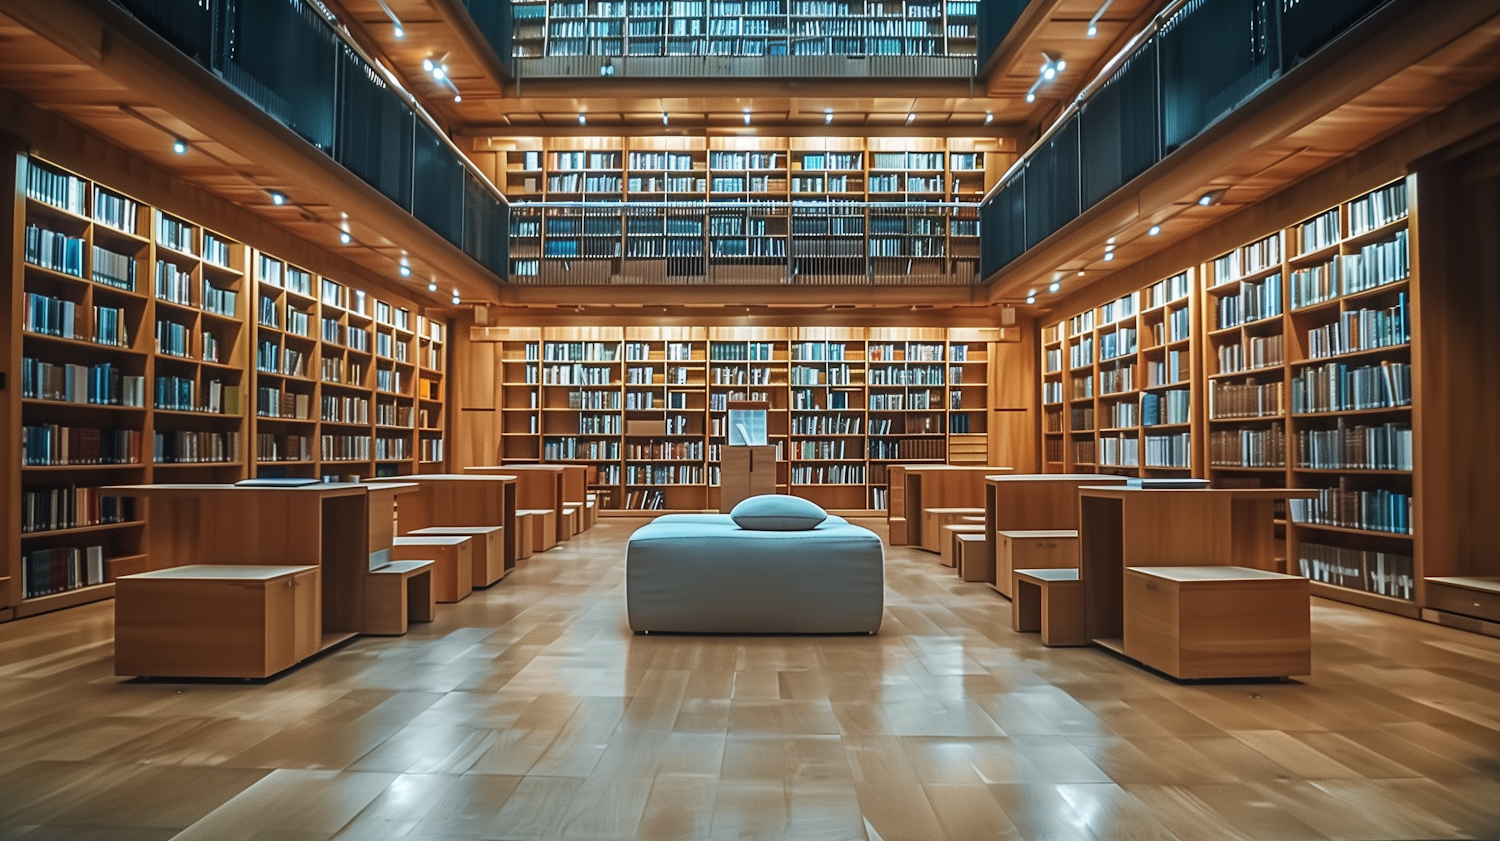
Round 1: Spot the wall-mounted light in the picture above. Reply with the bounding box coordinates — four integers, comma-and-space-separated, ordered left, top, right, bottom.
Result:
172, 139, 188, 155
268, 191, 286, 206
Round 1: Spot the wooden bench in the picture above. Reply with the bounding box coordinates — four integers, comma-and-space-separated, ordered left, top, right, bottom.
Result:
1123, 566, 1310, 679
952, 532, 989, 582
515, 512, 535, 560
585, 494, 599, 529
364, 560, 436, 636
920, 507, 986, 553
518, 508, 557, 553
410, 526, 508, 587
561, 505, 581, 537
996, 529, 1078, 594
391, 536, 473, 603
940, 523, 986, 569
1012, 568, 1087, 646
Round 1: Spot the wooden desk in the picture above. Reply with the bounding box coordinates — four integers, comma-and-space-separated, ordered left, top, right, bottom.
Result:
889, 465, 1011, 548
104, 482, 412, 645
1077, 486, 1317, 647
466, 465, 567, 545
115, 564, 319, 678
370, 474, 518, 574
982, 474, 1130, 594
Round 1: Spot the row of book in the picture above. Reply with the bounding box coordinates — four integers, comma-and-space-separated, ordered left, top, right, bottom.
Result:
258, 387, 312, 420
1215, 275, 1282, 329
625, 464, 706, 484
1290, 360, 1411, 414
23, 293, 81, 339
93, 247, 137, 291
1289, 483, 1412, 534
1210, 379, 1283, 419
1100, 327, 1137, 361
1212, 233, 1282, 285
545, 438, 621, 460
156, 215, 194, 255
711, 366, 777, 385
1145, 351, 1188, 387
22, 545, 105, 600
1141, 389, 1190, 426
374, 437, 410, 461
1216, 333, 1284, 374
21, 359, 144, 407
867, 365, 944, 385
790, 440, 860, 460
627, 440, 705, 460
420, 438, 444, 463
1298, 542, 1413, 600
790, 464, 865, 484
1153, 306, 1191, 345
867, 437, 945, 460
256, 432, 311, 462
1296, 421, 1413, 471
26, 161, 88, 215
153, 430, 240, 463
1144, 432, 1191, 468
1099, 363, 1136, 396
21, 486, 134, 534
1305, 296, 1408, 359
375, 403, 414, 427
155, 260, 192, 305
1211, 426, 1286, 468
22, 425, 142, 466
791, 415, 862, 434
321, 434, 372, 461
24, 225, 84, 277
322, 395, 370, 424
1098, 434, 1139, 468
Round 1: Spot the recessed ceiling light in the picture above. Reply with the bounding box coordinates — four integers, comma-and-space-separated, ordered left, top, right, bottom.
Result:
1105, 244, 1115, 252
1149, 224, 1161, 236
906, 112, 916, 124
1199, 190, 1225, 206
268, 191, 286, 206
662, 111, 669, 125
1106, 237, 1116, 244
578, 113, 587, 125
985, 112, 993, 125
399, 265, 412, 277
825, 108, 833, 124
1049, 281, 1061, 293
428, 280, 438, 292
1077, 271, 1085, 276
1026, 295, 1036, 305
172, 139, 188, 155
339, 231, 352, 245
1103, 251, 1116, 261
451, 290, 461, 305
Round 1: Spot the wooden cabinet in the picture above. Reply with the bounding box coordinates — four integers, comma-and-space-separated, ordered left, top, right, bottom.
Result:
114, 565, 320, 678
720, 445, 778, 511
996, 529, 1078, 594
1123, 566, 1311, 679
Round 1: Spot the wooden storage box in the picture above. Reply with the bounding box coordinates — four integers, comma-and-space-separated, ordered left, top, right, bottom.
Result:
1123, 566, 1311, 679
410, 526, 508, 587
995, 530, 1078, 597
940, 524, 986, 569
948, 434, 988, 464
920, 507, 985, 553
392, 536, 474, 603
1425, 577, 1500, 623
115, 565, 320, 678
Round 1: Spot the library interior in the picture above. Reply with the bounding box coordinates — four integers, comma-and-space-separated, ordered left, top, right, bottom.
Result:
0, 0, 1499, 837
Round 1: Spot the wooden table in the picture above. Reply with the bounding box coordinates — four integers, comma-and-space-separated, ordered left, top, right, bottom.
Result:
980, 475, 1134, 593
888, 465, 1011, 547
466, 465, 567, 545
103, 482, 418, 646
1077, 485, 1317, 649
369, 474, 518, 576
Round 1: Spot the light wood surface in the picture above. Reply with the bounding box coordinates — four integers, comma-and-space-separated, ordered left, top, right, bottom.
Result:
940, 524, 985, 571
892, 466, 1007, 547
362, 560, 435, 636
391, 536, 474, 604
467, 465, 567, 545
1, 519, 1499, 839
952, 531, 989, 582
1123, 566, 1313, 679
114, 564, 319, 678
920, 506, 986, 554
995, 529, 1080, 597
719, 445, 779, 512
518, 509, 558, 553
375, 474, 520, 571
409, 526, 509, 587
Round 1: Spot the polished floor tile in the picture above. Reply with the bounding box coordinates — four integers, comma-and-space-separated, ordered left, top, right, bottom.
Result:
0, 517, 1498, 840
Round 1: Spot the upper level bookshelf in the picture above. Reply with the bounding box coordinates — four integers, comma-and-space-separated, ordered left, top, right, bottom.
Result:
1040, 178, 1418, 613
483, 325, 1000, 512
4, 156, 449, 620
509, 0, 980, 77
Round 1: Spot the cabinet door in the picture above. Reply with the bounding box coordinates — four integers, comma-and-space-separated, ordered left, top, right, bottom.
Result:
293, 569, 322, 661
265, 577, 298, 675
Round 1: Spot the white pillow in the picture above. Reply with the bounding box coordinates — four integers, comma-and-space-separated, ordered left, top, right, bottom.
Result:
729, 494, 828, 531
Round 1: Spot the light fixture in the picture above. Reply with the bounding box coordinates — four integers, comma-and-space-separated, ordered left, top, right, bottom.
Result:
1198, 189, 1225, 206
268, 191, 286, 206
662, 111, 669, 125
172, 139, 188, 155
454, 94, 462, 102
399, 265, 412, 278
1027, 53, 1066, 103
743, 108, 751, 125
906, 112, 916, 124
825, 108, 833, 124
578, 113, 587, 125
1149, 224, 1161, 236
339, 231, 352, 245
1106, 236, 1116, 244
984, 112, 993, 125
1104, 251, 1116, 262
428, 280, 438, 292
1026, 295, 1037, 305
1077, 270, 1085, 276
394, 24, 404, 38
375, 0, 404, 39
451, 290, 461, 305
1086, 0, 1115, 38
1105, 244, 1115, 252
1049, 281, 1061, 293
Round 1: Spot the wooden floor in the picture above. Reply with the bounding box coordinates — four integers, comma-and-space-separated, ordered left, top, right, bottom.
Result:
1, 518, 1498, 840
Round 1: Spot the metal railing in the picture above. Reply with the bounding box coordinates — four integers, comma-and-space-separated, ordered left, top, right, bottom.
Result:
980, 0, 1392, 280
509, 200, 980, 286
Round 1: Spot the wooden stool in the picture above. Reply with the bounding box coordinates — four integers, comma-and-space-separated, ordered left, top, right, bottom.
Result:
364, 560, 435, 636
515, 512, 535, 560
392, 536, 474, 603
953, 532, 989, 582
1012, 568, 1087, 646
940, 523, 986, 569
410, 526, 508, 586
518, 508, 557, 552
921, 507, 985, 553
561, 505, 581, 537
1124, 566, 1310, 679
585, 494, 599, 529
995, 529, 1079, 597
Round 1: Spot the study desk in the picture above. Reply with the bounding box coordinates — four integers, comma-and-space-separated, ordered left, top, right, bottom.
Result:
465, 465, 567, 545
982, 474, 1132, 593
1077, 485, 1317, 648
103, 482, 418, 646
888, 465, 1012, 548
369, 474, 519, 575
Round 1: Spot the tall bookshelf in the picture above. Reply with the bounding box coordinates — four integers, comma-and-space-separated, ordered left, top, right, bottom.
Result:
1040, 178, 1416, 615
488, 325, 1000, 511
4, 156, 449, 620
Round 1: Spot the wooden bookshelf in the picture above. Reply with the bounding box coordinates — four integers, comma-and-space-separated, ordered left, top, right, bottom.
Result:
4, 155, 449, 620
474, 324, 1004, 512
1039, 178, 1417, 616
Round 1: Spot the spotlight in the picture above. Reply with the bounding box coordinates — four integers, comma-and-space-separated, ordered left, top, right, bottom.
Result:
1105, 244, 1115, 252
906, 112, 916, 124
1026, 92, 1036, 103
451, 290, 461, 305
578, 113, 587, 125
1198, 189, 1225, 206
1087, 0, 1115, 39
1077, 271, 1085, 276
1026, 295, 1036, 305
1049, 281, 1061, 293
1043, 65, 1056, 80
172, 139, 188, 155
399, 265, 412, 278
985, 112, 993, 125
825, 108, 833, 124
268, 191, 286, 206
1057, 60, 1067, 71
1106, 237, 1116, 244
394, 24, 404, 38
1104, 251, 1116, 262
422, 58, 434, 72
1149, 224, 1161, 236
1087, 24, 1097, 36
454, 94, 462, 102
743, 108, 751, 125
662, 112, 669, 125
339, 231, 352, 245
431, 65, 447, 81
428, 280, 438, 292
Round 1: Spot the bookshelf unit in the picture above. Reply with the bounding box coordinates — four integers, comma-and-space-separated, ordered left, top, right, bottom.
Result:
485, 325, 1002, 512
4, 155, 449, 620
1039, 178, 1418, 616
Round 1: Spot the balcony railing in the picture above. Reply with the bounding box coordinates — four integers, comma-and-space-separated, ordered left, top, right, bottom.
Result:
509, 201, 980, 286
981, 0, 1392, 280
